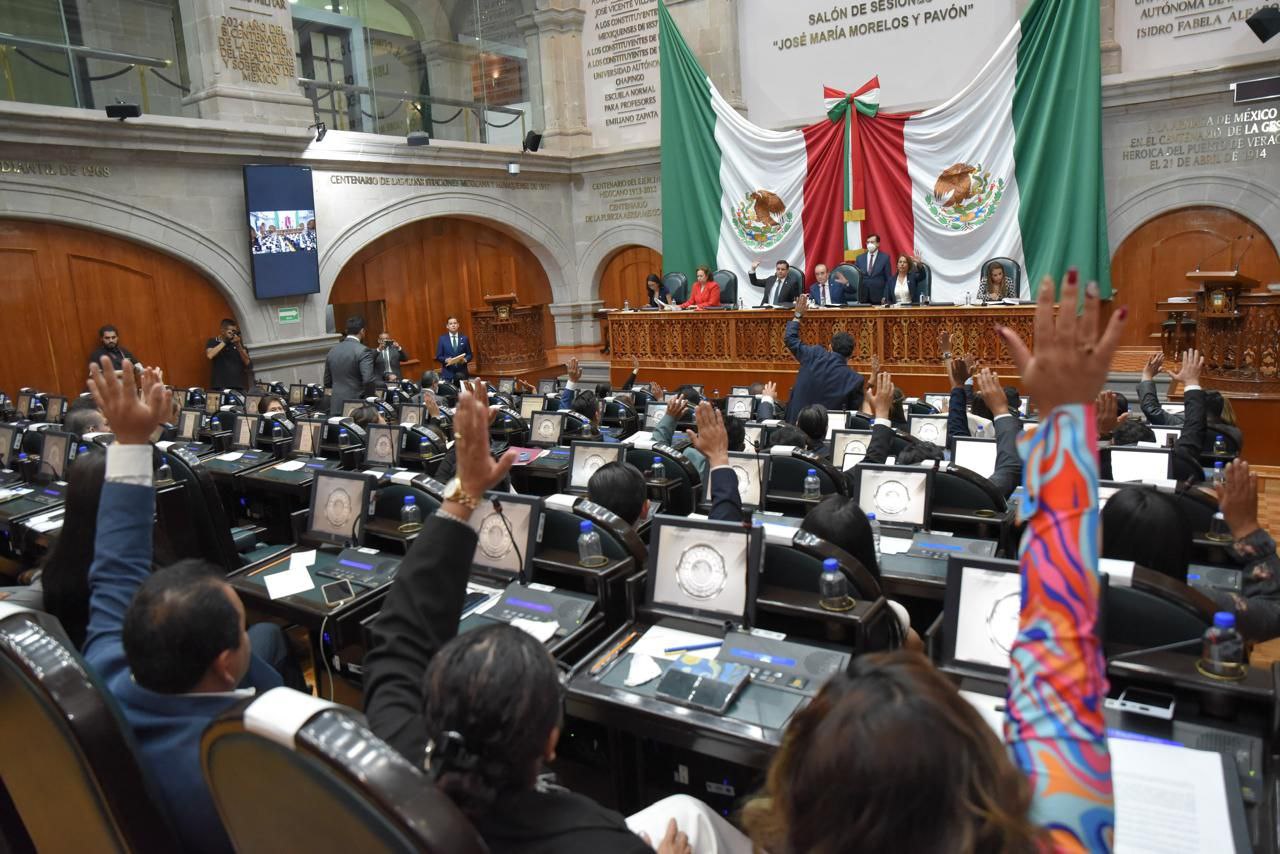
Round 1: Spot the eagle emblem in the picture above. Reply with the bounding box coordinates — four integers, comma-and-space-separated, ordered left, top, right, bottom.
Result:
924, 162, 1005, 233
731, 189, 796, 250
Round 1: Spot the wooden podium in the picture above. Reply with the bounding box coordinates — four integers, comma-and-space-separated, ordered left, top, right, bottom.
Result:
470, 294, 546, 374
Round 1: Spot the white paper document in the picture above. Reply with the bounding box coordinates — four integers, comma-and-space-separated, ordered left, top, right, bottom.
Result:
263, 561, 315, 600
625, 653, 663, 687
878, 535, 914, 555
274, 460, 306, 472
510, 617, 558, 643
1110, 737, 1237, 854
216, 451, 244, 462
630, 625, 721, 661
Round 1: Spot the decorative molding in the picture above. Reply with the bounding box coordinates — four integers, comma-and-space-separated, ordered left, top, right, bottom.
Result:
1107, 174, 1280, 254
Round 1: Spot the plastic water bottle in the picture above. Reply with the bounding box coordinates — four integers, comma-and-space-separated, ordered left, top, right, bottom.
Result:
818, 557, 852, 611
271, 420, 283, 440
399, 495, 422, 532
1214, 434, 1227, 455
975, 424, 985, 439
210, 415, 220, 432
419, 436, 429, 457
650, 455, 665, 480
803, 467, 820, 499
964, 291, 971, 306
922, 292, 931, 306
736, 296, 743, 310
623, 297, 631, 311
1213, 461, 1226, 487
1200, 612, 1245, 678
578, 519, 603, 565
868, 512, 882, 559
156, 455, 172, 483
339, 427, 349, 447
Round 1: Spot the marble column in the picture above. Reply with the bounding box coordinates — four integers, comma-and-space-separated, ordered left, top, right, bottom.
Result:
517, 2, 593, 152
550, 300, 603, 346
420, 38, 482, 142
1100, 0, 1123, 75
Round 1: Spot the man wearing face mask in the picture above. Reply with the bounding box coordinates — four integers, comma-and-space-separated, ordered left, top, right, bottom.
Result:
855, 235, 892, 305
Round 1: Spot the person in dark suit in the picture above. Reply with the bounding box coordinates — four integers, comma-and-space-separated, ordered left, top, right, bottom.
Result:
945, 367, 1023, 498
854, 235, 891, 305
435, 316, 473, 381
807, 263, 847, 307
1107, 348, 1209, 484
644, 273, 670, 308
88, 324, 137, 371
749, 259, 800, 307
323, 315, 377, 415
362, 387, 739, 853
783, 294, 865, 421
888, 255, 927, 305
375, 332, 410, 380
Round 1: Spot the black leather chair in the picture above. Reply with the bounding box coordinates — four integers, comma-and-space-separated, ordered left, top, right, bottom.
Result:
713, 269, 738, 307
202, 689, 486, 854
625, 444, 700, 516
0, 603, 181, 852
1104, 567, 1216, 650
979, 256, 1022, 299
832, 263, 862, 304
602, 398, 640, 439
908, 400, 938, 415
663, 272, 689, 305
916, 262, 933, 302
489, 407, 529, 447
766, 447, 847, 515
1163, 483, 1218, 537
933, 465, 1007, 514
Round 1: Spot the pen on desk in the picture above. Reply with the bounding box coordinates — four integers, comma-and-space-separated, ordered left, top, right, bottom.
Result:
589, 630, 640, 676
663, 641, 723, 654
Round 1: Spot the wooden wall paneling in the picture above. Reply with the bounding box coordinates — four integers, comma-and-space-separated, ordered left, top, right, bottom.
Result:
0, 248, 63, 395
598, 246, 662, 309
1111, 206, 1280, 348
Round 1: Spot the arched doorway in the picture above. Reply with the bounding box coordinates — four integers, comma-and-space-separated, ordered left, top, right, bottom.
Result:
598, 246, 663, 309
1111, 207, 1280, 348
329, 217, 555, 378
0, 220, 240, 396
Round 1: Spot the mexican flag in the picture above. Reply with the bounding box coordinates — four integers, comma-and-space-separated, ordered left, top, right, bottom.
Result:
659, 2, 848, 292
855, 0, 1110, 300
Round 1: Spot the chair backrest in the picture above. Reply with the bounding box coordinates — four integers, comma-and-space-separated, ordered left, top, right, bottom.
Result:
0, 604, 180, 852
601, 398, 640, 439
576, 498, 648, 566
202, 689, 486, 854
831, 263, 862, 303
712, 269, 738, 306
625, 444, 699, 516
373, 484, 441, 525
1104, 567, 1215, 649
1163, 484, 1218, 536
917, 263, 933, 300
161, 446, 244, 572
764, 530, 882, 599
933, 465, 1006, 514
767, 449, 848, 500
980, 256, 1022, 295
663, 272, 688, 304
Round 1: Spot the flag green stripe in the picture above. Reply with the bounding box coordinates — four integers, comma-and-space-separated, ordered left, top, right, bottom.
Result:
660, 2, 721, 279
1013, 0, 1110, 298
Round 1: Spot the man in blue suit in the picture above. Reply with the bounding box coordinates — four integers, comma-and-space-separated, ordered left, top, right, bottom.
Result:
807, 263, 847, 307
854, 234, 892, 305
435, 316, 473, 381
783, 293, 865, 421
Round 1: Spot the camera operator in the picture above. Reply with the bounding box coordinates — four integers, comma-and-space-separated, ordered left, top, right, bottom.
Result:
376, 331, 410, 381
205, 318, 252, 390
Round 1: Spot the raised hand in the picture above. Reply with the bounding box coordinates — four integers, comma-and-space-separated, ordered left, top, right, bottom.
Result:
975, 368, 1009, 417
762, 380, 778, 400
664, 395, 689, 422
794, 293, 809, 316
1142, 352, 1164, 383
947, 355, 970, 390
449, 384, 517, 517
689, 402, 729, 468
751, 260, 760, 272
567, 357, 583, 383
870, 371, 894, 421
997, 270, 1126, 416
630, 354, 640, 372
1095, 390, 1128, 437
87, 357, 171, 445
1215, 458, 1260, 541
1171, 348, 1203, 387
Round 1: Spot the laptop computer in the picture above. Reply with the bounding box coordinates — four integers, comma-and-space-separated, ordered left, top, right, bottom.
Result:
940, 555, 1023, 682
244, 392, 264, 416
830, 429, 873, 471
288, 384, 307, 406
498, 378, 517, 395
306, 469, 372, 548
518, 394, 545, 421
397, 402, 425, 427
923, 393, 950, 412
232, 414, 260, 450
730, 386, 750, 396
364, 423, 402, 469
825, 411, 850, 439
529, 411, 567, 448
204, 390, 224, 416
644, 515, 765, 627
951, 436, 998, 480
44, 396, 67, 423
568, 441, 625, 491
340, 400, 365, 419
537, 378, 558, 396
908, 413, 948, 445
851, 463, 934, 533
725, 395, 755, 419
703, 452, 770, 511
177, 408, 204, 442
468, 492, 543, 579
37, 430, 75, 482
644, 402, 669, 430
1106, 446, 1172, 483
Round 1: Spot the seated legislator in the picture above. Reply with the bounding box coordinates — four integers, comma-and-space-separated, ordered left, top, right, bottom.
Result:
741, 270, 1118, 851
362, 388, 750, 854
783, 294, 866, 421
807, 263, 846, 307
1202, 459, 1280, 641
944, 365, 1023, 498
651, 394, 747, 487
679, 265, 721, 310
979, 260, 1018, 302
644, 273, 670, 308
1137, 352, 1244, 453
889, 255, 927, 305
81, 358, 288, 854
1104, 348, 1207, 484
749, 259, 800, 307
853, 235, 891, 305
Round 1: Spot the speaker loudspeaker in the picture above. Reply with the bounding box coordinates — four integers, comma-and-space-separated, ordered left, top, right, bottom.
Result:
522, 131, 543, 153
1247, 6, 1280, 43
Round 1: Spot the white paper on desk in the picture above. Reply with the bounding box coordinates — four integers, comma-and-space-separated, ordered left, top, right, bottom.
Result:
1110, 737, 1235, 854
625, 654, 663, 687
761, 522, 797, 546
879, 536, 914, 556
630, 625, 720, 661
1100, 558, 1135, 587
389, 470, 417, 486
274, 460, 306, 472
510, 617, 558, 643
360, 469, 385, 478
289, 550, 317, 572
31, 513, 64, 534
263, 563, 315, 600
216, 451, 244, 462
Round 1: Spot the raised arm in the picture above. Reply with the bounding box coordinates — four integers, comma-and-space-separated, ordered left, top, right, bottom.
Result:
783, 295, 812, 361
975, 368, 1022, 497
1137, 352, 1172, 425
1170, 350, 1207, 457
690, 403, 742, 523
998, 271, 1120, 846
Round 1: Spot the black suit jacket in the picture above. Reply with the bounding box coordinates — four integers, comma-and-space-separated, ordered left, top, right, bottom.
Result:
855, 251, 892, 304
887, 269, 926, 305
375, 344, 410, 379
783, 318, 865, 420
749, 271, 800, 306
323, 337, 376, 415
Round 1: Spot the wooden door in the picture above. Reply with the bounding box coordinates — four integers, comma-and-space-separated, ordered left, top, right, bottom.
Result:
598, 246, 663, 309
1110, 207, 1280, 348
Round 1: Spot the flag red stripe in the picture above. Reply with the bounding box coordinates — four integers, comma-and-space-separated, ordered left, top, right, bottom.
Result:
855, 110, 915, 262
801, 117, 847, 278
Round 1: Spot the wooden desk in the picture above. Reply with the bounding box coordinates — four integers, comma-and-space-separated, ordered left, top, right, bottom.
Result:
605, 306, 1034, 391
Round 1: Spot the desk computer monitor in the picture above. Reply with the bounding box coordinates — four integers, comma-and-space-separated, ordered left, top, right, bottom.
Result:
611, 391, 634, 409
498, 378, 517, 395
726, 395, 754, 419
825, 411, 849, 439
364, 424, 401, 467
704, 452, 770, 510
307, 469, 371, 547
468, 492, 542, 578
204, 391, 223, 416
941, 555, 1022, 679
645, 515, 764, 626
529, 411, 566, 447
908, 413, 948, 445
39, 430, 74, 481
0, 424, 18, 468
177, 408, 203, 442
170, 387, 189, 409
398, 402, 425, 427
923, 393, 950, 412
340, 400, 364, 419
1108, 446, 1172, 483
233, 414, 260, 450
852, 464, 933, 530
537, 378, 557, 396
292, 418, 324, 457
244, 392, 264, 415
518, 395, 544, 421
644, 403, 668, 430
691, 385, 705, 395
288, 384, 306, 406
830, 429, 873, 471
743, 422, 766, 452
15, 392, 32, 418
569, 441, 624, 490
44, 396, 67, 423
951, 436, 998, 480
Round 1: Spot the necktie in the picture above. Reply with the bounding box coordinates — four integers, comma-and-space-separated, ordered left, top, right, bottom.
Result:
823, 284, 829, 305
869, 252, 876, 271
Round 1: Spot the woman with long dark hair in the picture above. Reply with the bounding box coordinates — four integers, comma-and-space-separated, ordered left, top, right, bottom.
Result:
678, 266, 721, 310
644, 273, 670, 308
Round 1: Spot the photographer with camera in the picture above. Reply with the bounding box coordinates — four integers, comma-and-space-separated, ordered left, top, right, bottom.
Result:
376, 331, 410, 381
204, 318, 252, 390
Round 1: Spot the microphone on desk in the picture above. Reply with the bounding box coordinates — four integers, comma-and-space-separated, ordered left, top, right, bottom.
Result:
1194, 234, 1242, 272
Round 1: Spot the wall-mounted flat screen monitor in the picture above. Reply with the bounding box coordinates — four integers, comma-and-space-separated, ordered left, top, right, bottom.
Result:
244, 165, 321, 299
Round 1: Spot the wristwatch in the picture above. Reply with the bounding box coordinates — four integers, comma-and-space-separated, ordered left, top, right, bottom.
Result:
443, 477, 481, 510
793, 311, 803, 320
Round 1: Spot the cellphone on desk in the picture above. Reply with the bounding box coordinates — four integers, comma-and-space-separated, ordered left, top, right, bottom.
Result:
518, 452, 531, 462
321, 579, 356, 606
1105, 687, 1175, 720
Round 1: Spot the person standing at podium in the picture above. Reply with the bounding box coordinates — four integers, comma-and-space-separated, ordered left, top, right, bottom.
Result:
854, 235, 891, 305
435, 316, 473, 381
